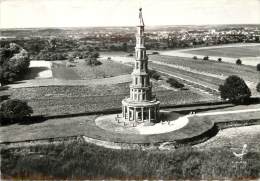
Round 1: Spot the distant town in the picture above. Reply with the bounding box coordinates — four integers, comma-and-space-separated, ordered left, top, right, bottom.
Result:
1, 24, 260, 61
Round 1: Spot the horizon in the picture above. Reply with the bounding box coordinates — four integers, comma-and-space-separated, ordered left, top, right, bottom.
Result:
1, 0, 260, 29
1, 23, 260, 31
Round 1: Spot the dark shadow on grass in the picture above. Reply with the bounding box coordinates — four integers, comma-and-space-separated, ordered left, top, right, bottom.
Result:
235, 97, 260, 105
0, 116, 48, 126
19, 116, 48, 125
0, 86, 9, 91
0, 95, 10, 103
0, 86, 10, 103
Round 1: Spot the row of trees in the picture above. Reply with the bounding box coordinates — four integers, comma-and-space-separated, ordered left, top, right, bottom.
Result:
0, 43, 30, 85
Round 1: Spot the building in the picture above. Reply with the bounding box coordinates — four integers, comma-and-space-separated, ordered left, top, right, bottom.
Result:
121, 8, 160, 123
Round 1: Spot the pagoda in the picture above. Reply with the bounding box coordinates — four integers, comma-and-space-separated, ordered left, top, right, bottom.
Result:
121, 8, 160, 123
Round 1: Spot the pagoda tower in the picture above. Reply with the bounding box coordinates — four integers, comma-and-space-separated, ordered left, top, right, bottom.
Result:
121, 8, 160, 123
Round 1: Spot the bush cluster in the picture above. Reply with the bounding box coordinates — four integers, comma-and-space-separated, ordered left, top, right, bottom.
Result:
148, 69, 161, 80
84, 52, 102, 66
0, 43, 30, 84
0, 99, 33, 125
236, 59, 242, 65
166, 78, 184, 88
203, 56, 209, 60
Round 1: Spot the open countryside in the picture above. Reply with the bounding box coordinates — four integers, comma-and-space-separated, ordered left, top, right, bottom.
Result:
1, 5, 260, 180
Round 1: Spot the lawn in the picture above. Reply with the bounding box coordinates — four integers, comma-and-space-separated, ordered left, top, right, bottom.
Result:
185, 45, 260, 58
0, 84, 215, 116
52, 59, 132, 80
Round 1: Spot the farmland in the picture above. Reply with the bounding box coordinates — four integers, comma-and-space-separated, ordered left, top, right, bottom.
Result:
148, 54, 260, 96
149, 55, 259, 83
52, 59, 132, 80
185, 45, 260, 58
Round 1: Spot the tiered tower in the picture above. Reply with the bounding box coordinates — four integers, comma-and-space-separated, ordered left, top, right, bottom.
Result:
121, 8, 160, 123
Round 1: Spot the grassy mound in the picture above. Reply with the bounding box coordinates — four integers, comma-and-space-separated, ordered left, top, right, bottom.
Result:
1, 141, 259, 180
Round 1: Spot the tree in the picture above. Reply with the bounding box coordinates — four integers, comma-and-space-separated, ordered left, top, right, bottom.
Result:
236, 59, 242, 65
0, 99, 33, 124
219, 75, 251, 103
193, 56, 198, 60
0, 44, 30, 85
203, 56, 209, 60
257, 64, 260, 72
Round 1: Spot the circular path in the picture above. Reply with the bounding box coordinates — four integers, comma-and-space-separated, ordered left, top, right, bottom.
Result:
83, 112, 214, 145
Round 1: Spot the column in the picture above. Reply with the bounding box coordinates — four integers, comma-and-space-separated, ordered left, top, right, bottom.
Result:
148, 108, 151, 122
141, 107, 144, 122
122, 106, 124, 119
127, 107, 130, 121
154, 107, 157, 121
134, 107, 136, 122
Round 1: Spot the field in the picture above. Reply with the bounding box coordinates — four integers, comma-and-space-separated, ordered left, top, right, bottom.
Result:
150, 55, 259, 83
0, 83, 214, 116
149, 55, 260, 96
185, 45, 260, 58
52, 59, 132, 80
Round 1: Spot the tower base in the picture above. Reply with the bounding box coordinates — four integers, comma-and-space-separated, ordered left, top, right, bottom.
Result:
121, 98, 160, 123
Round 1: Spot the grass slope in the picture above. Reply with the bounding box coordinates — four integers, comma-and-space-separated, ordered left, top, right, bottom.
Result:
186, 45, 260, 58
1, 142, 260, 180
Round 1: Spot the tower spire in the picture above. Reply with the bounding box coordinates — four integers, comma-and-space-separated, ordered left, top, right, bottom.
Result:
138, 8, 145, 26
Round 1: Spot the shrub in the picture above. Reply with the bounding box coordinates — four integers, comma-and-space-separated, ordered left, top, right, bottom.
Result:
203, 56, 209, 60
257, 83, 260, 92
148, 69, 161, 80
257, 64, 260, 71
166, 78, 184, 88
0, 99, 33, 125
193, 56, 198, 60
127, 53, 133, 57
85, 58, 102, 66
219, 75, 251, 104
236, 59, 242, 65
218, 58, 222, 62
152, 52, 159, 55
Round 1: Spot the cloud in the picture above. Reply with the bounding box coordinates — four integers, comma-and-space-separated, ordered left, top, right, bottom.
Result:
0, 0, 259, 28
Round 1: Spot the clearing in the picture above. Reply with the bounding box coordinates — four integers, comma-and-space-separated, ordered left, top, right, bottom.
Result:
52, 59, 132, 80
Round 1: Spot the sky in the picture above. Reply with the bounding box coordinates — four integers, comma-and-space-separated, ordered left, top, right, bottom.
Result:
0, 0, 260, 29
